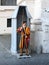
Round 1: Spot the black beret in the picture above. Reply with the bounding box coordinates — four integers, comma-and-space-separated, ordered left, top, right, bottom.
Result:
23, 21, 26, 24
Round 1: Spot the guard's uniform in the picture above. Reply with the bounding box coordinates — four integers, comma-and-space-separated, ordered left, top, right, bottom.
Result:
17, 26, 30, 55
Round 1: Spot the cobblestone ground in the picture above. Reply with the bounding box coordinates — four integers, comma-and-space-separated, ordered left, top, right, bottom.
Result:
0, 35, 49, 65
0, 50, 49, 65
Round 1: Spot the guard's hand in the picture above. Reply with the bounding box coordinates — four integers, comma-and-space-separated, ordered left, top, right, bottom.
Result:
25, 36, 27, 38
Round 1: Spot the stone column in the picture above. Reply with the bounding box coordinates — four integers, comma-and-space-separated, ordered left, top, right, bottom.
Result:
33, 0, 42, 54
11, 18, 17, 54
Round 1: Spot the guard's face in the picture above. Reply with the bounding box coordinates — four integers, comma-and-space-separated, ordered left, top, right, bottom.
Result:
22, 23, 26, 28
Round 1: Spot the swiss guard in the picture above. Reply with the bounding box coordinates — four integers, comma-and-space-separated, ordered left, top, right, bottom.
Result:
17, 21, 30, 56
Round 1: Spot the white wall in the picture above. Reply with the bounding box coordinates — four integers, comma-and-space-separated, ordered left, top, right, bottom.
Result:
41, 0, 49, 53
0, 6, 16, 35
31, 0, 49, 53
34, 0, 41, 19
17, 0, 22, 5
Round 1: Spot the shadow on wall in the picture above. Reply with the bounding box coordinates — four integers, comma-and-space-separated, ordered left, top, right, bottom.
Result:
30, 31, 35, 54
30, 31, 43, 54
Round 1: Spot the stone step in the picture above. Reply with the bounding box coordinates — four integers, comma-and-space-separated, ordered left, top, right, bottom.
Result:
16, 53, 31, 59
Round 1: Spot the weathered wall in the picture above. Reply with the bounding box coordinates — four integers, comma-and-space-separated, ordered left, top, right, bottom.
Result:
0, 6, 16, 34
41, 0, 49, 53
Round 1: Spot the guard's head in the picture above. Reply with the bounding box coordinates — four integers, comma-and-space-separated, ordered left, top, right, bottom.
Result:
22, 21, 26, 28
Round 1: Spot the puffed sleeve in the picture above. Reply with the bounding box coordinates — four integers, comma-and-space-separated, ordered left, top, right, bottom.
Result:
17, 27, 22, 32
25, 27, 30, 35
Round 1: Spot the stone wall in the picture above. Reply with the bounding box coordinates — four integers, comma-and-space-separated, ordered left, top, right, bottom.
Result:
0, 6, 16, 34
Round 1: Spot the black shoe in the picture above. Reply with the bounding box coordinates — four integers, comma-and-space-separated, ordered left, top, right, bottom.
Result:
20, 54, 23, 56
